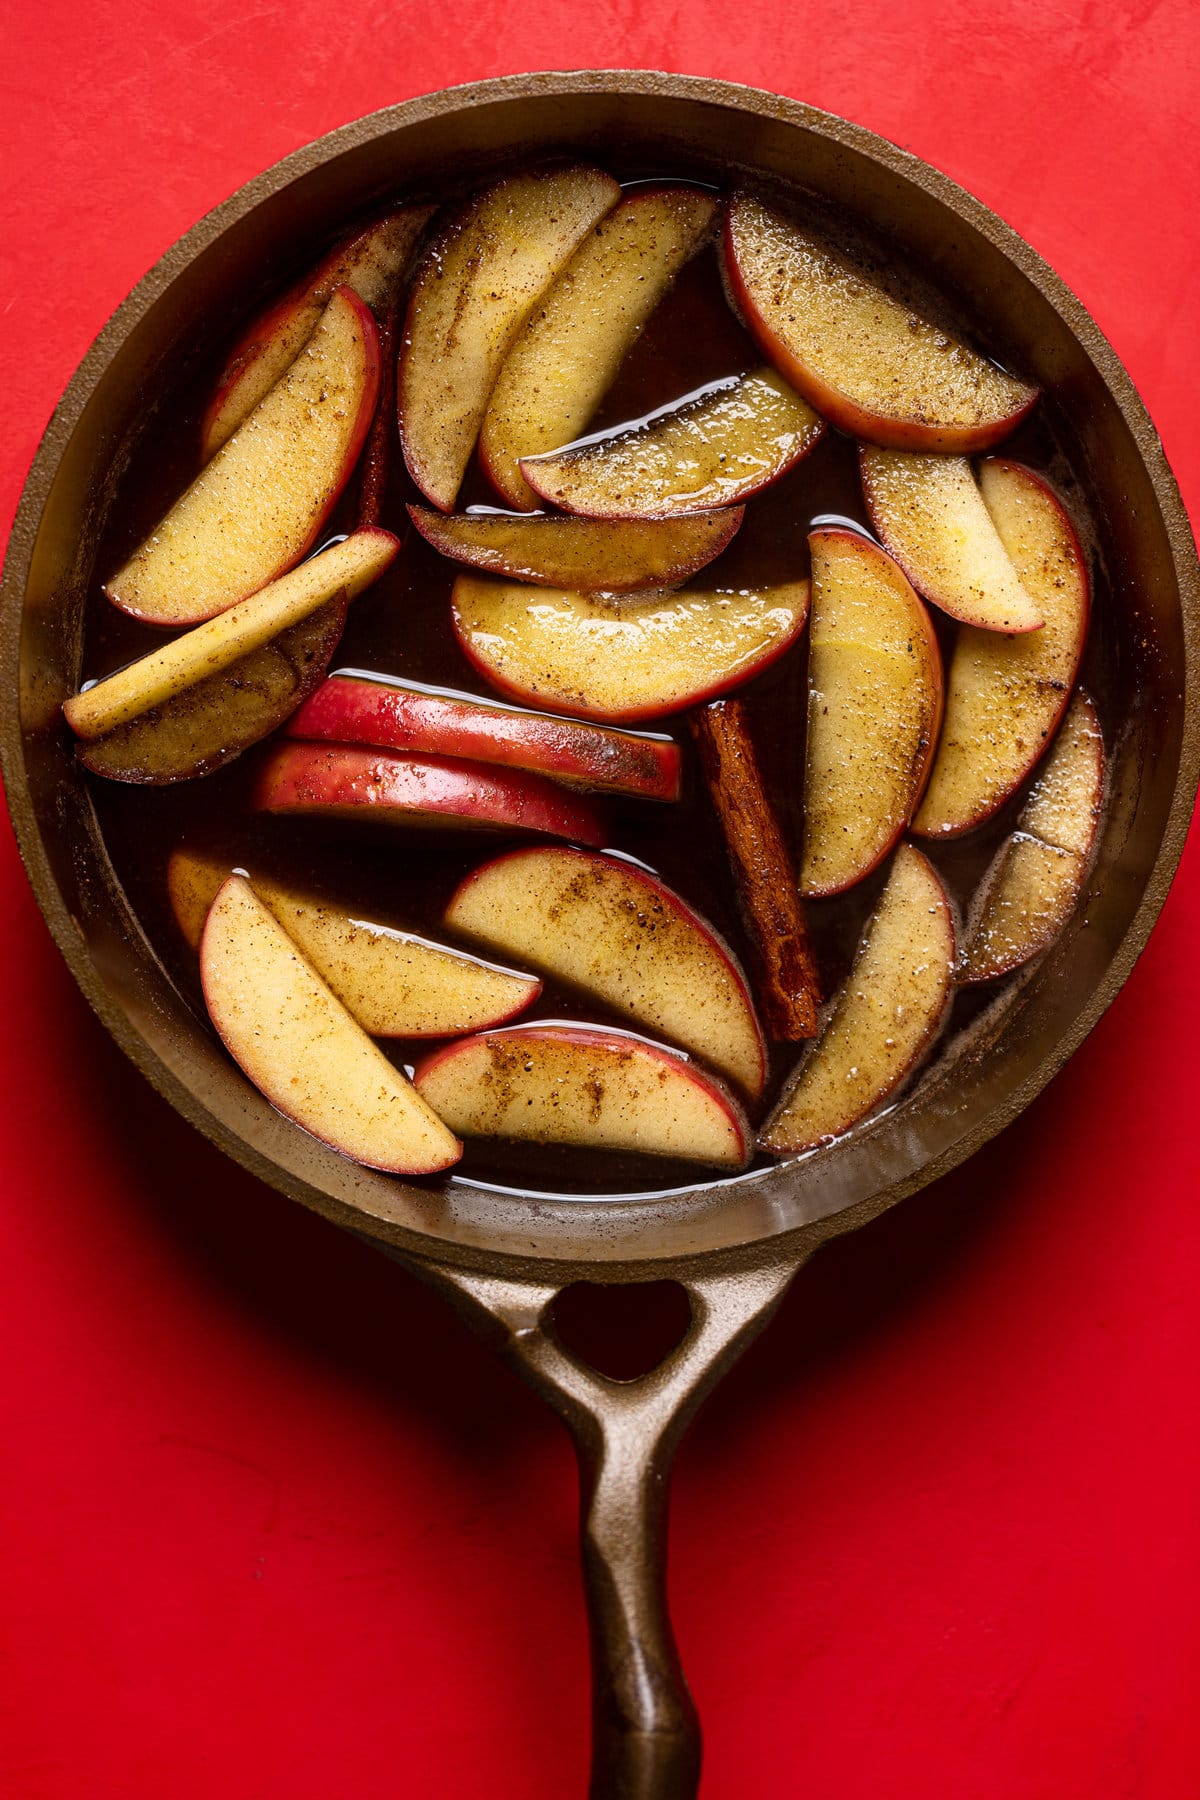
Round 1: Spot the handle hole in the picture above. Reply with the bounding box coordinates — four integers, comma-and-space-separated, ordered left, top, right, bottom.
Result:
550, 1280, 692, 1382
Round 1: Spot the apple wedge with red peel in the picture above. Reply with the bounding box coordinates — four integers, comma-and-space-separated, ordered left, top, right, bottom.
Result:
77, 597, 347, 785
255, 742, 607, 845
913, 461, 1090, 837
201, 204, 435, 459
201, 875, 461, 1174
761, 843, 955, 1155
106, 288, 381, 626
398, 166, 621, 511
479, 185, 719, 509
724, 195, 1037, 453
407, 505, 742, 592
413, 1024, 752, 1169
67, 528, 398, 740
959, 692, 1104, 983
288, 675, 681, 801
801, 530, 943, 897
169, 849, 541, 1035
444, 846, 767, 1099
519, 368, 823, 518
451, 575, 810, 722
860, 448, 1043, 633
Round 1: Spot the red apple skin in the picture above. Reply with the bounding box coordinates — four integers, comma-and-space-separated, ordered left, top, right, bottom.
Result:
449, 576, 811, 725
254, 742, 607, 845
286, 675, 681, 801
721, 205, 1038, 454
200, 206, 432, 461
411, 1022, 753, 1165
445, 844, 768, 1099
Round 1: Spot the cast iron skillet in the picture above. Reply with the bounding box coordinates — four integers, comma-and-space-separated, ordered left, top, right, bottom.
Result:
2, 71, 1198, 1800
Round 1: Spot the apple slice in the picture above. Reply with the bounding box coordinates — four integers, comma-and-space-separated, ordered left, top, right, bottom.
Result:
760, 843, 955, 1155
450, 574, 810, 722
106, 288, 380, 626
169, 849, 541, 1035
201, 875, 461, 1173
66, 529, 397, 739
398, 166, 621, 511
723, 195, 1037, 452
478, 185, 719, 509
958, 691, 1104, 983
860, 448, 1044, 633
407, 504, 742, 591
800, 529, 943, 896
913, 460, 1090, 837
413, 1024, 751, 1169
444, 845, 767, 1098
201, 204, 435, 459
255, 742, 606, 845
519, 367, 823, 517
288, 674, 681, 801
77, 597, 346, 784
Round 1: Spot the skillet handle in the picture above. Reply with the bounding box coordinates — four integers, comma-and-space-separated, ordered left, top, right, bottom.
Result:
418, 1256, 804, 1799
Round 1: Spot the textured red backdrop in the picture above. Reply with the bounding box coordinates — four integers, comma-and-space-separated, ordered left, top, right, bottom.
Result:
3, 6, 1199, 1798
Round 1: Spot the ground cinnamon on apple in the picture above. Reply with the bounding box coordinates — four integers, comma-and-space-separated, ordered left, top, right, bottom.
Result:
688, 698, 820, 1040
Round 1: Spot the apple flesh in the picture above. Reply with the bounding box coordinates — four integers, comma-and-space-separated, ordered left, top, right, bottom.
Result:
106, 288, 380, 626
66, 528, 398, 739
77, 597, 346, 784
443, 845, 767, 1098
398, 166, 620, 511
958, 691, 1104, 983
760, 843, 955, 1154
801, 529, 943, 896
200, 204, 434, 459
255, 742, 607, 845
723, 194, 1037, 452
200, 875, 461, 1173
519, 367, 823, 517
413, 1024, 752, 1169
288, 674, 681, 801
860, 448, 1044, 633
170, 849, 541, 1035
407, 504, 743, 592
450, 574, 810, 722
913, 460, 1090, 837
478, 185, 719, 509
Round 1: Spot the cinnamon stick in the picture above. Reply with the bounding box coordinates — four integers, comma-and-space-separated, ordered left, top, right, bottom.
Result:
356, 302, 399, 530
689, 698, 821, 1040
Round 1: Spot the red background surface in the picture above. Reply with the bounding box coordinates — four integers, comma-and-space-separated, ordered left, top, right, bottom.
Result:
3, 6, 1199, 1797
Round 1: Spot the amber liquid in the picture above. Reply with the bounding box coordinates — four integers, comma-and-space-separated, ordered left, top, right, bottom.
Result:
81, 199, 1120, 1200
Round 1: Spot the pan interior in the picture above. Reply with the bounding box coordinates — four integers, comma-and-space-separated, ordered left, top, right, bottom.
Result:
5, 75, 1196, 1275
